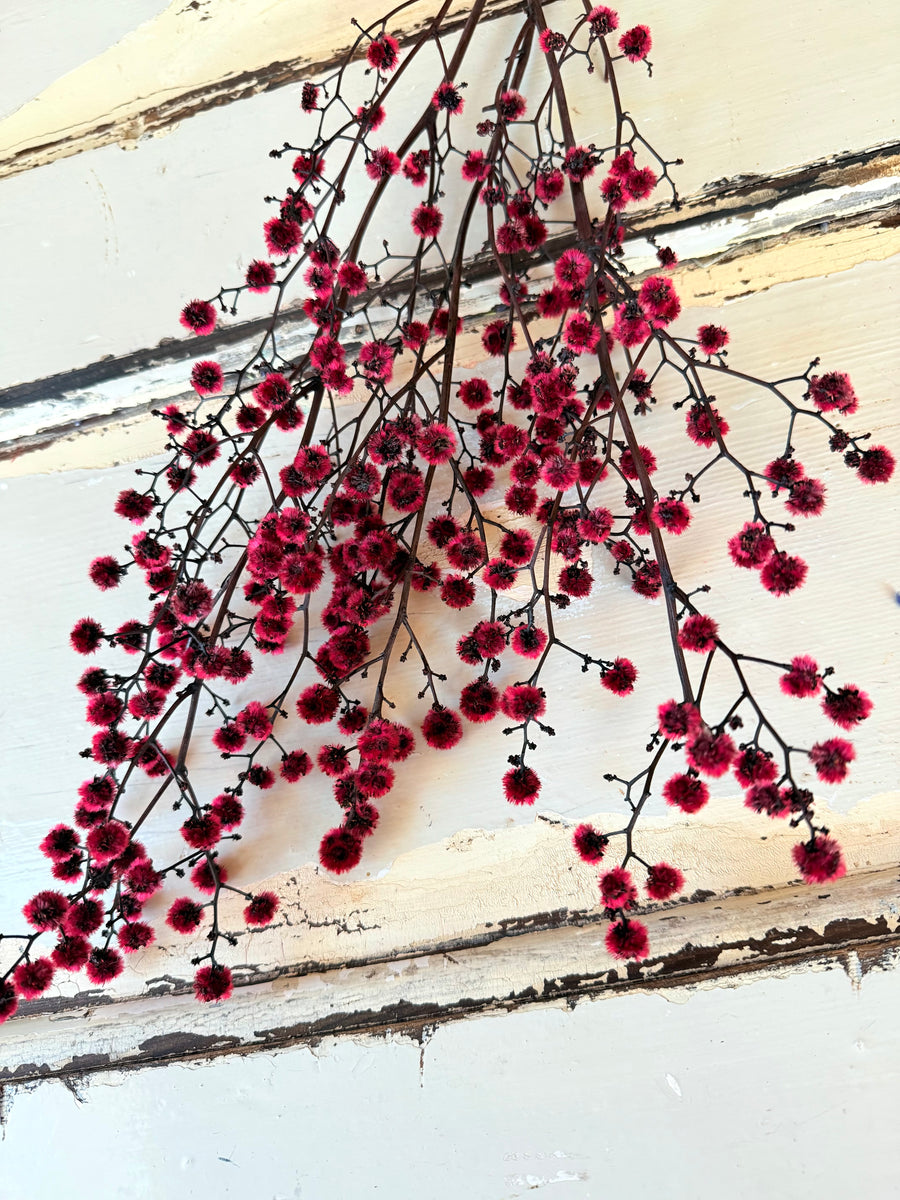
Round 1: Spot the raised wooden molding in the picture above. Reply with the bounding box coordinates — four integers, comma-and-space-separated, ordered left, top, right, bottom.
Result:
0, 0, 541, 180
1, 865, 897, 1084
2, 144, 898, 468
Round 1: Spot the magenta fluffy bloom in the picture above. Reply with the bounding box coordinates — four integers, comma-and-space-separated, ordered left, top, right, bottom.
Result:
619, 444, 657, 479
40, 824, 81, 862
761, 552, 808, 596
319, 827, 364, 873
180, 812, 223, 850
194, 964, 233, 1003
697, 324, 729, 355
503, 765, 541, 805
785, 477, 826, 518
685, 728, 735, 778
190, 860, 229, 894
246, 260, 276, 292
539, 28, 566, 53
809, 738, 855, 784
808, 372, 858, 415
496, 89, 526, 121
587, 6, 619, 36
601, 658, 637, 695
86, 820, 130, 865
652, 497, 691, 535
431, 81, 464, 114
180, 300, 217, 335
612, 300, 650, 347
86, 946, 124, 985
440, 574, 476, 610
422, 706, 463, 750
386, 467, 424, 512
365, 146, 400, 181
14, 958, 56, 999
236, 701, 273, 741
337, 260, 368, 295
733, 747, 779, 789
167, 897, 205, 934
619, 24, 651, 61
572, 823, 609, 863
366, 32, 400, 72
265, 217, 303, 258
744, 783, 792, 819
779, 654, 821, 698
686, 401, 729, 447
822, 686, 873, 730
856, 446, 895, 484
500, 684, 546, 723
411, 203, 443, 238
638, 276, 680, 326
459, 679, 500, 723
88, 555, 125, 591
63, 899, 104, 937
244, 892, 280, 927
417, 422, 456, 464
657, 700, 701, 741
605, 919, 650, 961
677, 614, 719, 653
646, 862, 684, 900
190, 360, 224, 395
727, 521, 774, 569
792, 836, 846, 883
600, 866, 638, 910
118, 921, 156, 953
23, 890, 69, 931
511, 624, 547, 660
71, 617, 105, 655
558, 562, 593, 598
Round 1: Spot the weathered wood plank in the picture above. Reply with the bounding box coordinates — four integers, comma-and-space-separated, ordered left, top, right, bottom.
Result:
2, 151, 898, 462
1, 0, 898, 388
0, 0, 544, 178
1, 865, 897, 1081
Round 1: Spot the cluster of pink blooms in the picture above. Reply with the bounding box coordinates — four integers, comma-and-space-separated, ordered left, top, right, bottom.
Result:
3, 3, 893, 1018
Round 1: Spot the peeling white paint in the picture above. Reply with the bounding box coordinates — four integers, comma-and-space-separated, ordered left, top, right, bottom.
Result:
4, 175, 898, 458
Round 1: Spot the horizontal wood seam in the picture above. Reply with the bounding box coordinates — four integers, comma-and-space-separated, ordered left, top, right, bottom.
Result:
2, 141, 897, 421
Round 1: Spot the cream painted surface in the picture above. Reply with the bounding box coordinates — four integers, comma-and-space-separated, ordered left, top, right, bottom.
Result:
3, 963, 900, 1199
0, 0, 511, 171
1, 0, 897, 187
0, 1, 169, 122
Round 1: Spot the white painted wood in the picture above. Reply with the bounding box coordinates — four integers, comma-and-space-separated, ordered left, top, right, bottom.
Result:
4, 173, 898, 453
1, 864, 897, 1080
3, 960, 899, 1199
1, 0, 898, 388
